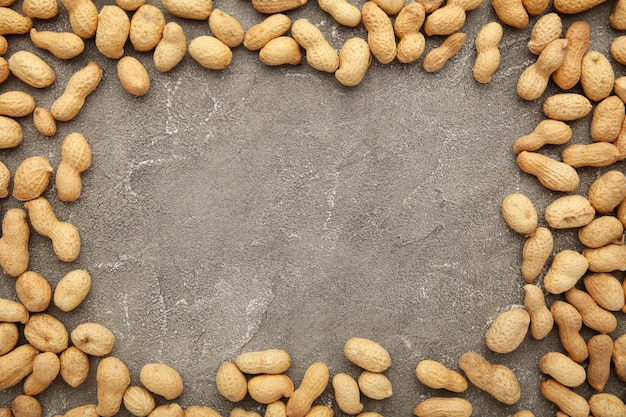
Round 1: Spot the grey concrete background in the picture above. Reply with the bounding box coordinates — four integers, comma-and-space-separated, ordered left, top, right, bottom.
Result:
1, 0, 626, 415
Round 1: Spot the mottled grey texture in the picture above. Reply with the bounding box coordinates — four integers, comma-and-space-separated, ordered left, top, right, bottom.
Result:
0, 0, 625, 416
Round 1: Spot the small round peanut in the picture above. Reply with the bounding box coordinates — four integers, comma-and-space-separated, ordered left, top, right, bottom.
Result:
140, 363, 184, 400
344, 337, 391, 372
579, 216, 624, 249
116, 0, 144, 10
589, 393, 626, 417
545, 195, 595, 229
216, 361, 247, 402
71, 322, 116, 356
335, 37, 371, 87
357, 371, 393, 399
473, 21, 502, 84
583, 244, 626, 273
12, 395, 41, 417
588, 170, 626, 214
485, 308, 530, 354
23, 0, 58, 19
248, 374, 294, 404
501, 193, 537, 235
0, 116, 23, 148
611, 36, 626, 65
117, 56, 150, 97
188, 36, 232, 70
539, 351, 586, 387
123, 387, 156, 417
259, 36, 302, 66
522, 0, 548, 15
543, 93, 592, 121
590, 96, 625, 142
0, 297, 29, 323
209, 9, 244, 48
0, 91, 36, 117
332, 373, 363, 415
423, 32, 466, 73
59, 346, 89, 387
33, 107, 56, 137
523, 284, 553, 339
153, 22, 187, 73
0, 322, 18, 355
581, 51, 614, 102
24, 313, 69, 353
16, 271, 51, 312
544, 250, 589, 294
129, 4, 165, 52
13, 156, 54, 201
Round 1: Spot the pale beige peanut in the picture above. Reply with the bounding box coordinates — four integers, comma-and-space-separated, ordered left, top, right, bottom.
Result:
357, 371, 392, 399
61, 0, 98, 38
0, 344, 38, 389
318, 0, 361, 27
56, 132, 91, 202
95, 5, 130, 59
24, 313, 68, 353
554, 0, 606, 13
235, 349, 291, 374
371, 0, 403, 14
0, 7, 32, 35
545, 195, 595, 229
291, 18, 338, 72
59, 346, 89, 387
344, 337, 391, 372
611, 0, 626, 30
62, 405, 98, 417
123, 386, 155, 417
71, 322, 115, 356
13, 156, 53, 201
413, 397, 472, 417
23, 0, 58, 19
0, 55, 7, 83
543, 93, 592, 120
588, 170, 626, 214
24, 197, 81, 262
512, 411, 534, 417
473, 21, 502, 84
0, 116, 23, 148
216, 361, 247, 402
97, 357, 131, 417
356, 413, 383, 417
12, 395, 41, 417
8, 50, 55, 88
154, 22, 187, 73
565, 287, 617, 334
528, 13, 561, 55
51, 61, 102, 122
501, 193, 537, 235
589, 393, 626, 417
424, 0, 482, 36
611, 36, 626, 65
562, 142, 620, 168
230, 409, 261, 417
117, 0, 144, 10
264, 401, 286, 417
54, 269, 91, 311
184, 406, 221, 417
516, 151, 579, 192
33, 108, 56, 137
619, 199, 626, 227
285, 362, 329, 417
16, 271, 51, 312
23, 351, 60, 395
458, 352, 520, 404
553, 21, 590, 90
418, 0, 443, 12
130, 5, 165, 52
579, 217, 624, 249
523, 284, 553, 339
613, 334, 626, 381
590, 96, 624, 142
423, 33, 466, 73
140, 363, 184, 400
539, 352, 586, 387
0, 322, 18, 355
0, 34, 5, 54
252, 0, 306, 13
162, 0, 211, 19
117, 56, 150, 97
490, 0, 528, 29
551, 300, 588, 362
485, 308, 530, 354
0, 209, 29, 277
332, 373, 363, 414
584, 273, 625, 311
581, 51, 614, 102
361, 1, 396, 65
335, 37, 370, 87
540, 379, 590, 417
209, 9, 244, 48
249, 374, 294, 404
259, 36, 302, 66
0, 91, 35, 117
517, 39, 568, 101
30, 29, 84, 60
302, 407, 331, 417
513, 120, 572, 154
544, 250, 588, 294
615, 77, 626, 106
415, 360, 467, 392
583, 244, 626, 273
0, 298, 29, 323
244, 14, 291, 51
188, 36, 232, 70
587, 334, 613, 392
0, 160, 8, 197
394, 2, 426, 64
148, 404, 184, 417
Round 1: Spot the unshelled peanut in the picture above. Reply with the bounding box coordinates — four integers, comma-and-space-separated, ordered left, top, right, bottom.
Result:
30, 29, 84, 60
291, 18, 338, 73
394, 2, 426, 64
71, 322, 115, 356
0, 208, 30, 277
154, 22, 187, 73
540, 379, 590, 417
123, 386, 156, 417
0, 322, 18, 355
335, 37, 370, 87
491, 0, 528, 28
12, 395, 41, 417
544, 250, 588, 294
579, 216, 624, 249
8, 50, 55, 88
413, 397, 472, 417
188, 36, 232, 70
344, 337, 391, 372
527, 13, 561, 55
517, 39, 568, 101
565, 287, 617, 334
545, 195, 595, 229
140, 363, 184, 400
0, 91, 35, 117
97, 357, 131, 417
216, 361, 248, 402
0, 115, 23, 148
332, 373, 363, 414
581, 51, 614, 102
24, 313, 69, 353
259, 36, 302, 66
562, 142, 621, 168
0, 344, 38, 389
162, 0, 211, 19
54, 269, 91, 311
583, 244, 626, 273
285, 362, 329, 417
473, 21, 502, 84
209, 9, 244, 48
539, 352, 586, 387
318, 0, 361, 27
56, 132, 91, 202
458, 352, 520, 404
587, 334, 613, 392
584, 273, 625, 311
424, 0, 482, 36
51, 61, 102, 122
485, 308, 530, 354
523, 284, 553, 339
15, 271, 51, 312
553, 21, 590, 90
95, 5, 130, 59
516, 151, 579, 192
129, 5, 165, 52
59, 346, 89, 387
543, 93, 592, 121
33, 107, 56, 137
23, 351, 60, 395
423, 32, 466, 73
0, 7, 32, 35
415, 360, 467, 392
13, 156, 53, 201
244, 14, 291, 51
362, 1, 396, 65
251, 0, 306, 13
551, 300, 588, 362
235, 349, 291, 374
590, 95, 624, 142
589, 393, 626, 417
588, 170, 626, 214
22, 0, 58, 19
501, 193, 537, 235
117, 56, 150, 97
357, 371, 393, 399
513, 119, 572, 154
0, 297, 29, 323
248, 374, 294, 404
61, 0, 98, 38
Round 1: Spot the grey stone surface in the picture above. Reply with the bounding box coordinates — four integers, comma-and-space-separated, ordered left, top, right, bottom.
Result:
1, 0, 626, 416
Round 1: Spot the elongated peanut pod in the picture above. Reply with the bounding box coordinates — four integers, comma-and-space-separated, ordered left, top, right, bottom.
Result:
362, 1, 396, 64
517, 39, 568, 101
30, 29, 84, 60
474, 21, 502, 83
291, 18, 338, 73
335, 37, 371, 87
423, 32, 466, 73
51, 62, 102, 122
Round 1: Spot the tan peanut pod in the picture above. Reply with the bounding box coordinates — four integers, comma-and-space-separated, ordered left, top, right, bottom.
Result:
63, 405, 98, 417
264, 402, 286, 417
0, 409, 10, 417
0, 322, 18, 355
61, 0, 97, 38
117, 0, 144, 10
551, 301, 588, 362
539, 352, 586, 387
516, 151, 579, 192
0, 160, 8, 197
140, 363, 184, 400
51, 61, 102, 122
130, 4, 165, 52
611, 36, 626, 65
553, 21, 590, 90
56, 132, 91, 202
590, 96, 624, 142
545, 195, 595, 229
332, 373, 362, 414
252, 0, 306, 13
244, 14, 291, 51
562, 142, 620, 168
23, 351, 60, 395
362, 1, 396, 65
0, 91, 35, 117
587, 334, 613, 392
0, 298, 29, 323
184, 406, 221, 417
513, 120, 572, 154
473, 21, 502, 84
417, 0, 443, 13
12, 395, 41, 417
588, 170, 626, 214
370, 0, 403, 14
581, 51, 614, 102
318, 0, 361, 27
528, 13, 561, 55
501, 193, 537, 235
259, 36, 302, 66
413, 397, 472, 417
424, 0, 482, 36
16, 271, 51, 312
24, 197, 81, 262
584, 273, 625, 311
8, 50, 55, 88
579, 217, 624, 249
0, 35, 6, 54
540, 379, 590, 417
248, 374, 294, 404
285, 362, 329, 417
71, 322, 115, 356
583, 244, 626, 273
613, 334, 626, 381
0, 116, 23, 148
554, 0, 605, 13
148, 404, 184, 417
611, 0, 626, 30
619, 199, 626, 227
615, 77, 626, 107
24, 313, 69, 353
30, 29, 84, 60
154, 22, 187, 73
523, 284, 553, 339
123, 386, 155, 417
33, 108, 56, 137
54, 269, 91, 312
517, 39, 568, 101
0, 209, 29, 277
565, 287, 617, 334
162, 0, 211, 19
0, 55, 7, 83
423, 32, 466, 73
97, 357, 131, 417
23, 0, 58, 19
357, 371, 392, 399
394, 2, 425, 64
117, 56, 150, 97
415, 360, 467, 392
0, 7, 32, 35
291, 18, 338, 72
13, 156, 53, 201
188, 36, 232, 70
344, 337, 391, 372
59, 346, 89, 387
216, 361, 248, 402
302, 407, 330, 417
511, 411, 534, 417
522, 0, 548, 14
485, 308, 530, 354
235, 349, 291, 374
543, 93, 592, 121
544, 250, 588, 294
590, 393, 626, 417
458, 352, 520, 404
209, 9, 244, 48
95, 5, 130, 59
335, 37, 370, 87
490, 0, 527, 29
0, 344, 38, 389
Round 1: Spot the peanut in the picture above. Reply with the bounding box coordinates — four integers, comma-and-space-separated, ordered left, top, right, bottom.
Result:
51, 61, 102, 122
33, 107, 56, 137
251, 0, 306, 13
154, 22, 187, 73
611, 36, 626, 65
0, 115, 23, 148
579, 216, 624, 249
394, 2, 426, 64
490, 0, 528, 29
123, 386, 155, 417
216, 361, 248, 402
140, 363, 184, 400
562, 142, 621, 168
318, 0, 361, 27
424, 0, 482, 36
588, 170, 626, 214
61, 0, 98, 38
589, 393, 626, 417
0, 322, 18, 355
249, 374, 294, 404
415, 360, 467, 392
332, 373, 363, 414
522, 0, 548, 15
540, 379, 590, 417
12, 395, 41, 417
244, 14, 291, 51
117, 0, 144, 10
539, 351, 586, 387
259, 37, 302, 66
0, 7, 32, 35
0, 34, 5, 54
235, 349, 290, 374
13, 156, 53, 201
8, 50, 55, 88
301, 406, 331, 417
371, 0, 403, 14
417, 0, 443, 13
149, 404, 184, 417
285, 362, 329, 417
423, 32, 466, 73
553, 21, 590, 90
517, 39, 568, 101
54, 269, 91, 312
361, 1, 396, 65
264, 401, 286, 417
0, 91, 36, 117
0, 161, 8, 197
565, 287, 617, 334
16, 271, 52, 312
0, 297, 29, 323
188, 36, 232, 70
587, 334, 613, 392
516, 151, 579, 192
335, 37, 370, 87
473, 21, 502, 84
344, 337, 391, 372
581, 51, 614, 102
615, 77, 626, 105
25, 313, 69, 353
583, 243, 626, 272
0, 344, 38, 389
543, 93, 592, 121
97, 357, 131, 417
485, 308, 530, 354
523, 284, 553, 339
23, 351, 60, 395
71, 322, 115, 356
551, 300, 588, 362
62, 405, 98, 417
30, 29, 84, 60
545, 195, 595, 229
162, 0, 211, 19
612, 334, 626, 381
458, 352, 520, 404
117, 56, 150, 97
527, 12, 562, 55
620, 199, 626, 227
209, 9, 245, 48
590, 96, 624, 142
59, 346, 89, 387
0, 208, 30, 277
357, 371, 392, 399
357, 413, 383, 417
544, 250, 588, 294
584, 273, 625, 311
55, 132, 91, 201
611, 0, 626, 29
413, 397, 472, 417
512, 119, 572, 154
130, 5, 166, 52
22, 0, 58, 19
554, 0, 606, 13
0, 55, 7, 83
501, 193, 537, 235
95, 5, 130, 59
185, 406, 222, 417
291, 18, 339, 72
